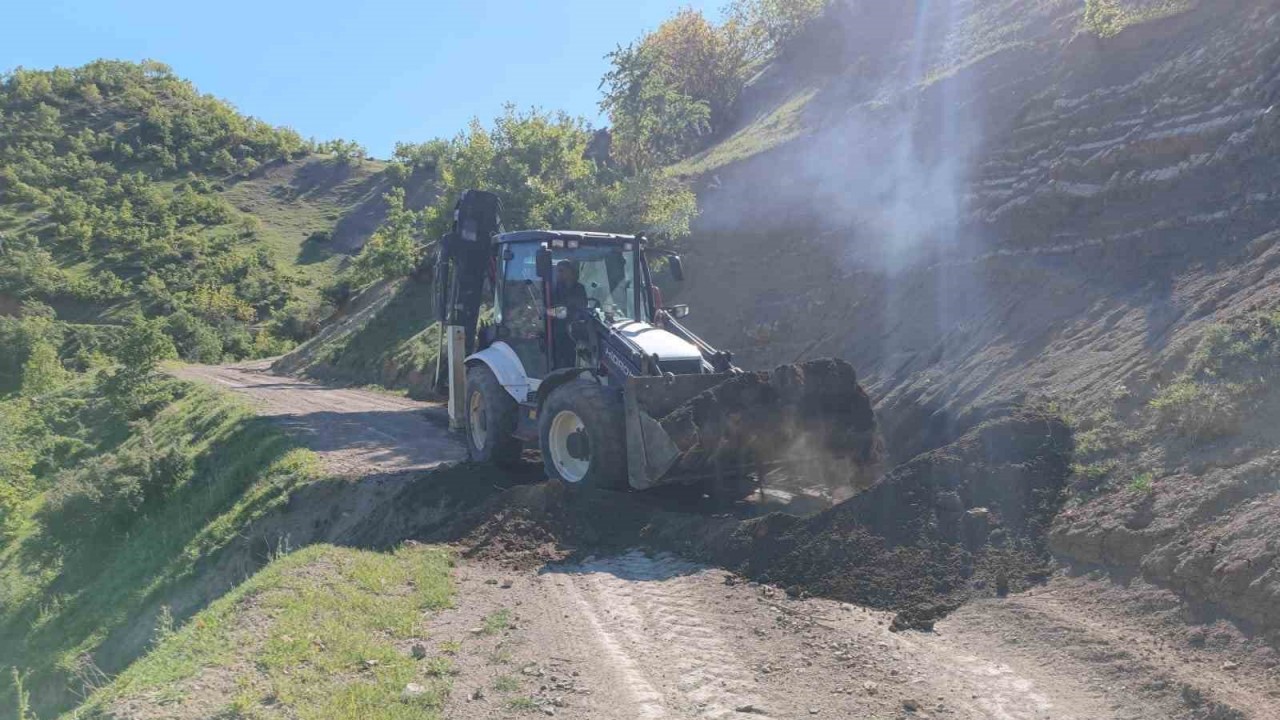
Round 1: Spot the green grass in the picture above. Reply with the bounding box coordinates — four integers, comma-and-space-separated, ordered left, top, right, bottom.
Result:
1127, 472, 1155, 494
506, 696, 539, 711
1148, 380, 1241, 441
492, 675, 520, 693
481, 608, 512, 636
1071, 460, 1117, 483
0, 381, 322, 719
1083, 0, 1196, 38
75, 543, 457, 720
279, 278, 442, 398
219, 158, 390, 291
668, 86, 817, 178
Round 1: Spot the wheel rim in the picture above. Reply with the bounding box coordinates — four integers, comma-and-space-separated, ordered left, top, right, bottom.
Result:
548, 410, 590, 483
468, 389, 487, 452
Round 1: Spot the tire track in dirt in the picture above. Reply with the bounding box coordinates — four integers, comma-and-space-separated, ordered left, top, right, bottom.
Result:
557, 551, 770, 719
552, 572, 669, 719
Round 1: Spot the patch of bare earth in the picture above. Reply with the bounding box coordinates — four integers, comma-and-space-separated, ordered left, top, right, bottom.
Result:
441, 552, 1280, 720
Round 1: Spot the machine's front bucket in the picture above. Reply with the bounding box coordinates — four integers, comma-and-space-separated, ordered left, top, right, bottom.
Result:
623, 373, 732, 490
623, 359, 882, 491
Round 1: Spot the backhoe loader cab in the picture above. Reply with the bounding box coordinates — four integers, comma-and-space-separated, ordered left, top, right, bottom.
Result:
435, 189, 875, 493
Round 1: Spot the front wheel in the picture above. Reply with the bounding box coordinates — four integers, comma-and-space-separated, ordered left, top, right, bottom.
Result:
538, 381, 627, 490
465, 365, 521, 467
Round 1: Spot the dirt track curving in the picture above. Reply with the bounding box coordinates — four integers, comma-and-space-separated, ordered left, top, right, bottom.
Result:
171, 360, 466, 475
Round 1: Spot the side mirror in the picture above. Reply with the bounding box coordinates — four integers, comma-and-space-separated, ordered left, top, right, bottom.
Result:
667, 304, 691, 319
668, 255, 685, 282
536, 247, 553, 280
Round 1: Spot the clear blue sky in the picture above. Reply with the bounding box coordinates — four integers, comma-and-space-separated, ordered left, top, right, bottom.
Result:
2, 0, 720, 158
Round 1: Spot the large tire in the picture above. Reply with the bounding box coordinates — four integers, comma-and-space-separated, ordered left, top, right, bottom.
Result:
465, 365, 521, 467
538, 380, 627, 490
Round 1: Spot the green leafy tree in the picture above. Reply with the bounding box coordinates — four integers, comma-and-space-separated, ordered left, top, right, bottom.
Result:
726, 0, 827, 61
20, 339, 69, 396
600, 8, 751, 169
317, 138, 368, 164
350, 188, 423, 284
99, 316, 177, 417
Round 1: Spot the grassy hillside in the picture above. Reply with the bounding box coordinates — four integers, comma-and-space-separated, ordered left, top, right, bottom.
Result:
0, 373, 321, 718
71, 543, 456, 720
220, 157, 395, 300
0, 60, 391, 361
272, 278, 442, 399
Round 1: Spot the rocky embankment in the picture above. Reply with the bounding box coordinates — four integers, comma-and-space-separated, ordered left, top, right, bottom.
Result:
677, 0, 1280, 637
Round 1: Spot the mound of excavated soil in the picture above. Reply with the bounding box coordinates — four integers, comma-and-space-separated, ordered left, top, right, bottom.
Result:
444, 406, 1072, 629
715, 407, 1073, 629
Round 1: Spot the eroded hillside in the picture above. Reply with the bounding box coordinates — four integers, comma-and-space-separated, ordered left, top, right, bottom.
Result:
674, 0, 1280, 641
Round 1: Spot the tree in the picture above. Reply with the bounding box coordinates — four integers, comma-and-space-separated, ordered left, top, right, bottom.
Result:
318, 138, 367, 164
20, 339, 69, 396
599, 8, 751, 170
725, 0, 827, 62
349, 188, 423, 284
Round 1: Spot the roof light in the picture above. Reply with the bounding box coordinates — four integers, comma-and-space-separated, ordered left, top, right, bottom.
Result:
567, 239, 580, 249
551, 239, 565, 248
623, 242, 634, 251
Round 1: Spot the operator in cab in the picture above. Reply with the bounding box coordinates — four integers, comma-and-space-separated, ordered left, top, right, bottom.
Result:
551, 260, 587, 369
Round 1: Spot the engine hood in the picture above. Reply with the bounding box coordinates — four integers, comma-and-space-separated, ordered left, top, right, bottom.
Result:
612, 320, 703, 363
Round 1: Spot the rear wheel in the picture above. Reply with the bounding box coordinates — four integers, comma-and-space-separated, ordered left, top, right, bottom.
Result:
539, 380, 627, 490
465, 365, 521, 467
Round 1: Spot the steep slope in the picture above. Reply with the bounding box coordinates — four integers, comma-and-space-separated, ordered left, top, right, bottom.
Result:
673, 0, 1280, 636
0, 378, 322, 718
0, 60, 393, 360
271, 277, 443, 398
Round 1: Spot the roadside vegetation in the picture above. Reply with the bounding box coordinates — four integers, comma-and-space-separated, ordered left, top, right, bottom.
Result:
1083, 0, 1197, 38
0, 60, 339, 361
75, 544, 456, 720
1064, 306, 1280, 500
0, 308, 320, 717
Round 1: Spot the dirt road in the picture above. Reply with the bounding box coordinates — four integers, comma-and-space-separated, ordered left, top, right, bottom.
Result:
176, 363, 1279, 719
433, 553, 1280, 720
172, 360, 466, 475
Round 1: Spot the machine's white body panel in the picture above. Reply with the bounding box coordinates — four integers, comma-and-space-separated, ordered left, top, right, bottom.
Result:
612, 320, 702, 363
466, 341, 537, 403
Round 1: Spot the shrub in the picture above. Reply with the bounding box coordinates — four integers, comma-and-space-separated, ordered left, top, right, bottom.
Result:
165, 310, 224, 364
271, 300, 331, 343
19, 339, 69, 396
1084, 0, 1126, 37
98, 317, 178, 418
320, 276, 358, 308
1149, 380, 1241, 441
37, 442, 193, 546
1127, 472, 1155, 494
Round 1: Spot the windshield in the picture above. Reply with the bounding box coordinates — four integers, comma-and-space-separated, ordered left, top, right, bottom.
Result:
552, 244, 643, 322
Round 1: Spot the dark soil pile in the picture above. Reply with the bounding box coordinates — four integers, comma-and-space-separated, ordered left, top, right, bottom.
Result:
442, 481, 664, 570
705, 407, 1074, 629
660, 358, 882, 477
442, 405, 1072, 630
